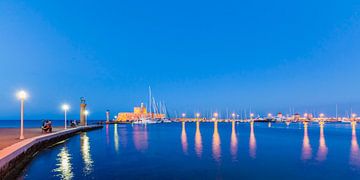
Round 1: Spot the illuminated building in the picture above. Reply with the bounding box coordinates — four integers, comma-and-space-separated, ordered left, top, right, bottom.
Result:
116, 103, 165, 122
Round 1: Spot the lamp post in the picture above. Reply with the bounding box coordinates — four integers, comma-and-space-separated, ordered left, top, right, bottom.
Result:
250, 113, 254, 122
196, 113, 201, 121
182, 113, 186, 121
17, 90, 27, 140
232, 113, 236, 121
352, 113, 357, 121
62, 104, 70, 129
84, 110, 89, 126
213, 112, 219, 121
268, 113, 272, 118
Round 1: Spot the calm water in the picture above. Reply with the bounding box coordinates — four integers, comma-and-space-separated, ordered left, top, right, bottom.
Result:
20, 122, 360, 180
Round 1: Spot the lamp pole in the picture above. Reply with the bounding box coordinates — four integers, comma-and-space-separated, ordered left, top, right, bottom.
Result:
17, 91, 27, 140
62, 104, 70, 129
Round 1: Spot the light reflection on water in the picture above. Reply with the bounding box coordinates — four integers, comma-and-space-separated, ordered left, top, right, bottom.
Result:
133, 125, 148, 152
302, 122, 312, 161
230, 121, 238, 161
23, 122, 360, 180
114, 124, 119, 153
316, 122, 328, 162
212, 121, 221, 162
195, 121, 202, 158
350, 122, 360, 168
106, 124, 110, 145
181, 122, 188, 154
53, 146, 73, 180
80, 133, 93, 175
249, 121, 256, 159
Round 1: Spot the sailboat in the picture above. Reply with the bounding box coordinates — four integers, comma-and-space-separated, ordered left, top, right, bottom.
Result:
133, 86, 171, 124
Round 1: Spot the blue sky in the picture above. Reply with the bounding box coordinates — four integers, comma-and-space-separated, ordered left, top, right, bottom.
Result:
1, 0, 360, 119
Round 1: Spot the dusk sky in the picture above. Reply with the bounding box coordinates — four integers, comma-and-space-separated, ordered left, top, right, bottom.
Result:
1, 0, 360, 119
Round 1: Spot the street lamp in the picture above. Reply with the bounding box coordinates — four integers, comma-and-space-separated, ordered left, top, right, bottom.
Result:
196, 113, 200, 120
84, 110, 89, 126
232, 113, 236, 120
268, 113, 272, 118
352, 113, 357, 121
250, 113, 254, 121
213, 112, 219, 121
17, 90, 27, 140
62, 104, 70, 129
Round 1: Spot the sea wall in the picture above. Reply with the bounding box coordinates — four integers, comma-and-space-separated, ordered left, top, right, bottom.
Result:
0, 125, 103, 180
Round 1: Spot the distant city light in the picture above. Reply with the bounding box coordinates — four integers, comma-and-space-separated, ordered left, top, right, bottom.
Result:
182, 113, 186, 118
196, 113, 201, 118
304, 113, 308, 118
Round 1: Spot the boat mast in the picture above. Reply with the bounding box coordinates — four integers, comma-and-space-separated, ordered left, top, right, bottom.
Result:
149, 86, 152, 119
336, 104, 338, 120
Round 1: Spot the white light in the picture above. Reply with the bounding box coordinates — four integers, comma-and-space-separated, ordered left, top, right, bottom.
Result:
213, 112, 219, 118
196, 113, 200, 118
17, 90, 27, 100
85, 110, 89, 116
182, 113, 186, 118
62, 104, 70, 111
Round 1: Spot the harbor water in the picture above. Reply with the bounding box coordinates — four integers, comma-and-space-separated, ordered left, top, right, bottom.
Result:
17, 122, 360, 180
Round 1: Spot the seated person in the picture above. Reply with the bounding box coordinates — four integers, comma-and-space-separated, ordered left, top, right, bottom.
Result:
42, 120, 53, 133
70, 120, 77, 128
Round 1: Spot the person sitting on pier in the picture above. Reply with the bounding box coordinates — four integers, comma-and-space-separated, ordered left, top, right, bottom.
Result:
70, 120, 77, 128
42, 120, 53, 133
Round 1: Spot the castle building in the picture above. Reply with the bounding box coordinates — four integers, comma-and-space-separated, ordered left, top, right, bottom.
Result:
116, 103, 165, 122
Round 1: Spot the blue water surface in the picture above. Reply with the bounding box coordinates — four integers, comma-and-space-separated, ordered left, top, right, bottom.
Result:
18, 122, 360, 180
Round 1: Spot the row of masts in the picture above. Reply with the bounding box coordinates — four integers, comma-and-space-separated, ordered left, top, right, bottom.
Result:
148, 86, 169, 119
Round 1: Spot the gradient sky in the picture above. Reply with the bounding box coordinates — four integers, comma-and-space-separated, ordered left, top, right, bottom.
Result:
1, 0, 360, 120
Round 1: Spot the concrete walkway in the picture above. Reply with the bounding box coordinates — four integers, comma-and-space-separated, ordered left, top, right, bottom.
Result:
0, 127, 64, 150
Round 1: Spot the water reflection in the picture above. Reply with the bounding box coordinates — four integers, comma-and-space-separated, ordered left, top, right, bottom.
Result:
106, 124, 110, 145
114, 124, 119, 153
53, 146, 73, 180
301, 122, 312, 161
230, 121, 238, 161
80, 133, 94, 175
249, 122, 256, 159
119, 126, 128, 148
316, 122, 328, 162
133, 125, 149, 152
181, 122, 188, 154
195, 121, 202, 157
350, 122, 360, 167
212, 121, 221, 162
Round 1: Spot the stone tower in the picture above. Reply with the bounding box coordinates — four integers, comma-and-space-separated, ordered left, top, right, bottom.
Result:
106, 110, 110, 123
80, 97, 87, 126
